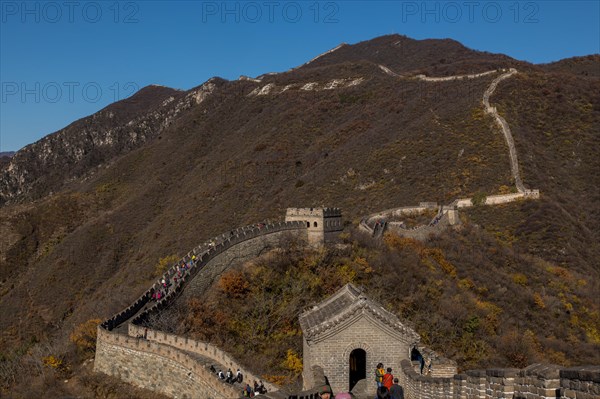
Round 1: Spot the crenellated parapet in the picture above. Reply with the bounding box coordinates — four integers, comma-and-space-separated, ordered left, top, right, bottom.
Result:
100, 220, 307, 332
95, 327, 241, 399
285, 207, 343, 246
95, 216, 312, 398
397, 360, 600, 399
285, 207, 342, 219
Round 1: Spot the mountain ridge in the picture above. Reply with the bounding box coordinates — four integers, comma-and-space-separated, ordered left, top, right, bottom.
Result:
2, 36, 597, 206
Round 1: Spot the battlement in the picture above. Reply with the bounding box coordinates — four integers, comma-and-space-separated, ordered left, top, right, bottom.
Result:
286, 207, 342, 218
396, 360, 600, 399
285, 207, 343, 246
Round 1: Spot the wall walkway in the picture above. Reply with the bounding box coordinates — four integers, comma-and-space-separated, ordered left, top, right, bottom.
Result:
95, 220, 307, 398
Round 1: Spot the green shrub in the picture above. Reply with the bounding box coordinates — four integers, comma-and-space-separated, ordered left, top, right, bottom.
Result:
471, 191, 487, 206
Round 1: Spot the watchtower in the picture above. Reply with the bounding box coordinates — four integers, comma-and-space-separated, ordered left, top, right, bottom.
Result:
299, 284, 421, 394
285, 207, 343, 246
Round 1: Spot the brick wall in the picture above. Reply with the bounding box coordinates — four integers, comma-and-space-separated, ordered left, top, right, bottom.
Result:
396, 360, 599, 399
181, 229, 305, 299
94, 328, 240, 399
303, 316, 413, 394
128, 324, 278, 394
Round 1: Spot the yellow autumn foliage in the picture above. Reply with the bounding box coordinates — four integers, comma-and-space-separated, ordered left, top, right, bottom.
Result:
42, 355, 63, 369
153, 254, 179, 277
70, 318, 102, 354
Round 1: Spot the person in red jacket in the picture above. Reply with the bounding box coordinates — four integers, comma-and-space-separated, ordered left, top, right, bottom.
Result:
382, 367, 394, 390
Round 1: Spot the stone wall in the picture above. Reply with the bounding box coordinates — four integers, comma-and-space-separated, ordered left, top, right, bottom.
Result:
482, 68, 525, 193
302, 316, 413, 394
360, 190, 540, 240
285, 207, 343, 245
560, 366, 600, 399
181, 228, 306, 299
127, 325, 279, 394
396, 360, 600, 399
359, 205, 434, 236
386, 211, 452, 241
96, 220, 308, 398
454, 190, 540, 208
99, 221, 307, 331
95, 328, 240, 399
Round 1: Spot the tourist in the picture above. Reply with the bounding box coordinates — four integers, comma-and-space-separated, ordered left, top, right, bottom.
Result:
318, 384, 334, 399
376, 386, 390, 399
242, 383, 253, 397
375, 363, 385, 388
237, 368, 243, 383
226, 368, 233, 383
218, 369, 224, 380
383, 368, 394, 390
258, 380, 266, 394
389, 378, 405, 399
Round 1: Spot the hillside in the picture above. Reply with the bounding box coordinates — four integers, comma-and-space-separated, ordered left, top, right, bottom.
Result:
0, 34, 599, 397
0, 84, 189, 204
540, 54, 600, 77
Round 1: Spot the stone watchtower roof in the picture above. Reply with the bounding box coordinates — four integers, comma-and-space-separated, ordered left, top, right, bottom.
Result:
299, 284, 420, 344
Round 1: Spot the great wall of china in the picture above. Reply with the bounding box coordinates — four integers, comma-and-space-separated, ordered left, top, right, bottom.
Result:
360, 67, 539, 240
94, 67, 598, 399
95, 220, 308, 398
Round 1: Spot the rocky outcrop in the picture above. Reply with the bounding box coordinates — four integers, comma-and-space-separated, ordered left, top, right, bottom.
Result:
0, 80, 222, 205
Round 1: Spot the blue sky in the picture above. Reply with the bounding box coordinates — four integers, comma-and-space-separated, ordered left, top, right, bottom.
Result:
1, 0, 599, 152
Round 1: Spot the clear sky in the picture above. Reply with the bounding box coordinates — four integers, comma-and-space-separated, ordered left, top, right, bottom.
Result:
1, 0, 599, 152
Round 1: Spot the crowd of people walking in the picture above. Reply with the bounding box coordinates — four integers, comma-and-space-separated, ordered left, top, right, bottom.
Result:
150, 257, 197, 301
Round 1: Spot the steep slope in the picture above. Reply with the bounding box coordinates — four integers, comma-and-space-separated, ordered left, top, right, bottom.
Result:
491, 67, 600, 272
0, 84, 216, 204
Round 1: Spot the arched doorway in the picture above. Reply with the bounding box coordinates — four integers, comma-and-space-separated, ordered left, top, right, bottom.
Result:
410, 347, 421, 361
349, 348, 366, 392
